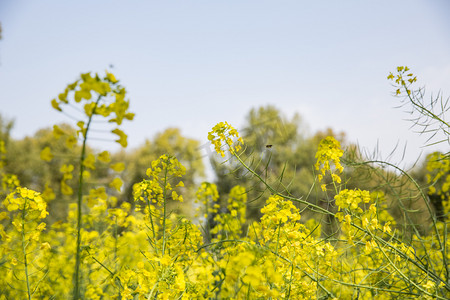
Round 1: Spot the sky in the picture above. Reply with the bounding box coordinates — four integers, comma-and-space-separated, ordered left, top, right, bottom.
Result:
0, 1, 449, 173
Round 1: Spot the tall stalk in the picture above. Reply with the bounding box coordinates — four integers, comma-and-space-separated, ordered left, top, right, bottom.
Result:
161, 167, 168, 256
73, 96, 101, 300
42, 71, 133, 299
21, 197, 31, 300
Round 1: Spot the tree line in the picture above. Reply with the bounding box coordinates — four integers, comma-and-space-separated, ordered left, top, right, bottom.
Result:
0, 105, 441, 236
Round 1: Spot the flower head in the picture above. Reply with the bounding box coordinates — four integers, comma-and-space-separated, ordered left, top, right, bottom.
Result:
208, 122, 244, 157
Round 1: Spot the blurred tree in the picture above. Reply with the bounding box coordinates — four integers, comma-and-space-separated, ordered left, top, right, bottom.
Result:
2, 124, 79, 222
211, 105, 344, 222
0, 114, 14, 145
0, 114, 15, 199
1, 124, 98, 222
2, 124, 205, 221
210, 105, 433, 238
116, 127, 205, 216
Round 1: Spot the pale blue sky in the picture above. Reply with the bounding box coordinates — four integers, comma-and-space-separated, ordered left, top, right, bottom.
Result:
0, 1, 449, 169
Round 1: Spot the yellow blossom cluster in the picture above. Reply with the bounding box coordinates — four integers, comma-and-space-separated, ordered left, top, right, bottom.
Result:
134, 155, 186, 209
314, 136, 344, 191
387, 66, 417, 96
195, 182, 220, 221
1, 188, 51, 298
207, 121, 244, 157
50, 72, 134, 149
210, 185, 247, 241
1, 174, 20, 192
335, 188, 371, 212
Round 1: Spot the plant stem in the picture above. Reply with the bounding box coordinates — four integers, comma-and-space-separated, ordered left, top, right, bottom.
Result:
162, 166, 168, 256
232, 151, 333, 216
21, 198, 31, 300
73, 95, 101, 300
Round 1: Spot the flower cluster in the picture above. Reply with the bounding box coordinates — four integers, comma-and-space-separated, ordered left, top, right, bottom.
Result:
334, 188, 371, 212
314, 136, 344, 191
210, 185, 247, 241
207, 121, 244, 157
1, 174, 20, 192
387, 66, 417, 96
260, 194, 301, 226
3, 187, 48, 221
1, 187, 51, 298
133, 154, 186, 209
50, 72, 134, 148
195, 182, 219, 217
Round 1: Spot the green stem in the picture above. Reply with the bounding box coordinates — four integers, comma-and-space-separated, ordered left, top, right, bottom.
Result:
85, 248, 124, 291
113, 217, 122, 297
162, 166, 168, 256
73, 95, 102, 300
403, 83, 450, 130
147, 196, 156, 240
21, 198, 31, 300
275, 222, 281, 255
145, 196, 158, 255
232, 150, 334, 216
356, 160, 446, 271
372, 232, 447, 299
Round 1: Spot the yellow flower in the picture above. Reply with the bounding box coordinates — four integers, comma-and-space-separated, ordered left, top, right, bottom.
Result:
176, 181, 184, 187
40, 146, 53, 162
66, 135, 78, 149
383, 221, 392, 233
242, 265, 262, 287
40, 242, 51, 251
112, 128, 128, 147
110, 162, 125, 172
61, 181, 73, 195
82, 170, 91, 179
53, 124, 66, 139
208, 122, 244, 157
109, 177, 123, 192
97, 150, 111, 163
51, 98, 62, 111
60, 164, 74, 176
105, 71, 118, 83
159, 255, 172, 267
331, 173, 341, 183
364, 240, 372, 254
83, 154, 96, 170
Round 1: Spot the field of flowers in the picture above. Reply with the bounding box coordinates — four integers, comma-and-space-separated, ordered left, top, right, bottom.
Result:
1, 67, 449, 299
